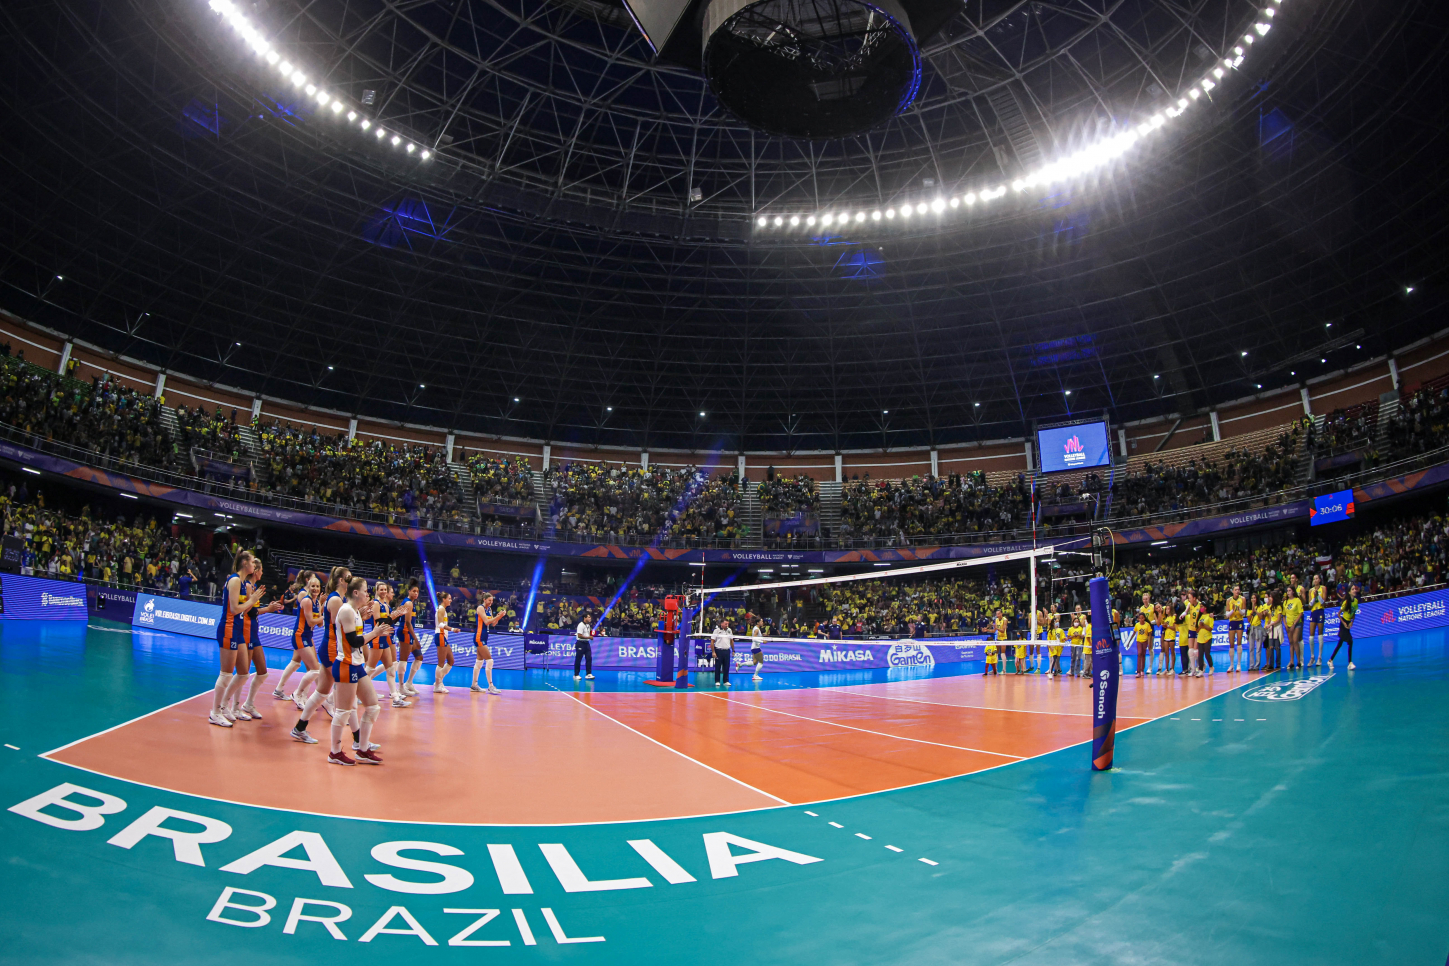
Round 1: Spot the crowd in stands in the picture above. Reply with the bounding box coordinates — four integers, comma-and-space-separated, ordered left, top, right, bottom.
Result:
256, 421, 466, 527
757, 471, 819, 517
547, 462, 743, 545
1386, 385, 1449, 458
0, 479, 212, 594
1109, 421, 1307, 520
1309, 404, 1378, 458
468, 454, 534, 506
172, 404, 248, 463
839, 471, 1032, 545
0, 354, 171, 469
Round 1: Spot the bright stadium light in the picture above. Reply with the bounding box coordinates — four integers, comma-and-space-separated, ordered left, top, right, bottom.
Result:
751, 0, 1284, 231
206, 1, 431, 162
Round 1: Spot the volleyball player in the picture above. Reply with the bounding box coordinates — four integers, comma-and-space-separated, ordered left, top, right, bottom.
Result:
1307, 575, 1328, 667
367, 581, 410, 707
750, 615, 766, 680
1067, 613, 1084, 677
1225, 585, 1247, 672
210, 551, 266, 728
290, 566, 350, 743
394, 580, 424, 696
1248, 592, 1267, 671
1048, 619, 1065, 676
1283, 583, 1305, 669
1195, 598, 1214, 676
1327, 583, 1359, 670
1266, 593, 1284, 670
1176, 594, 1196, 676
469, 593, 503, 694
273, 571, 321, 700
433, 591, 454, 693
327, 576, 393, 766
1160, 601, 1177, 675
1133, 611, 1152, 676
232, 561, 284, 720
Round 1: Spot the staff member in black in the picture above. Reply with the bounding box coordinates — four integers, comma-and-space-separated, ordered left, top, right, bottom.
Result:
711, 618, 735, 687
574, 611, 596, 681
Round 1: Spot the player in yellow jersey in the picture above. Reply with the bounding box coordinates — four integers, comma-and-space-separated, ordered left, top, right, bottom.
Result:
1307, 575, 1328, 668
1048, 621, 1065, 677
1283, 585, 1305, 669
1176, 594, 1196, 677
1161, 604, 1178, 676
983, 641, 999, 676
1225, 585, 1247, 672
1132, 613, 1153, 677
1067, 615, 1085, 677
1248, 592, 1268, 671
1195, 603, 1214, 677
1267, 594, 1285, 670
1137, 591, 1161, 675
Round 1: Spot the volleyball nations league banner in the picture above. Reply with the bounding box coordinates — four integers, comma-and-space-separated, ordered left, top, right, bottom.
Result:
1089, 576, 1119, 771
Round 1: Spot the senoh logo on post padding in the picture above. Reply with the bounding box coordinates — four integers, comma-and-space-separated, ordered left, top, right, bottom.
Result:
1243, 674, 1333, 702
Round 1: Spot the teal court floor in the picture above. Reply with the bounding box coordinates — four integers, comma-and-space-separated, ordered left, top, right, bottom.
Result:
1, 618, 1447, 965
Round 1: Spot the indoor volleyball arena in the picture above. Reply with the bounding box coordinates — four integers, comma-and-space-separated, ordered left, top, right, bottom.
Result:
1, 0, 1448, 962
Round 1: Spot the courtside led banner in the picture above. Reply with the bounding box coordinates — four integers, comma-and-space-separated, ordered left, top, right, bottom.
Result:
0, 574, 88, 620
132, 593, 221, 637
1089, 576, 1119, 771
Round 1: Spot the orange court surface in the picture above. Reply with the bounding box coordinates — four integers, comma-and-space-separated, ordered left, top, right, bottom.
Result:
48, 668, 1248, 825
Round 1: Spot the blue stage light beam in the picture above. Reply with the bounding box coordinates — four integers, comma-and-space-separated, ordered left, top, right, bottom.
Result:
521, 555, 547, 632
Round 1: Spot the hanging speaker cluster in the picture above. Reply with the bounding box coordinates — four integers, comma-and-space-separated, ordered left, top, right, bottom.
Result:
622, 0, 958, 138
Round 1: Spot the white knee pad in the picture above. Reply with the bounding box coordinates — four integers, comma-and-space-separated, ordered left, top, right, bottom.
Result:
362, 704, 381, 725
486, 659, 494, 671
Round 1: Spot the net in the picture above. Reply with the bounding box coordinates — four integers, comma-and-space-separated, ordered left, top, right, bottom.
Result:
688, 542, 1096, 650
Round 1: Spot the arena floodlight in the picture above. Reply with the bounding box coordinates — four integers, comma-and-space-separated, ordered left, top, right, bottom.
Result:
871, 210, 881, 220
806, 215, 816, 225
360, 119, 371, 129
931, 198, 945, 212
420, 150, 431, 160
391, 135, 401, 145
756, 216, 767, 226
855, 211, 865, 222
377, 128, 386, 139
305, 83, 317, 95
949, 197, 959, 208
773, 215, 783, 226
790, 215, 800, 226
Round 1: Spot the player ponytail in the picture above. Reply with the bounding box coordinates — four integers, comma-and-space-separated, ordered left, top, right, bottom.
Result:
327, 566, 348, 593
291, 569, 314, 593
231, 549, 254, 574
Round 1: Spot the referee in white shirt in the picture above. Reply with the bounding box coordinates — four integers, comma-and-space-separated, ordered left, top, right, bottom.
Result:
711, 618, 734, 687
574, 612, 595, 680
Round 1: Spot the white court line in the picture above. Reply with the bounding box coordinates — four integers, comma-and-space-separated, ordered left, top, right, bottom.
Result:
813, 688, 1097, 718
42, 689, 213, 757
700, 693, 1024, 759
546, 685, 791, 805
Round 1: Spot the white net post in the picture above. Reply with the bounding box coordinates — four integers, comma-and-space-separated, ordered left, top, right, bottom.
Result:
1029, 553, 1038, 642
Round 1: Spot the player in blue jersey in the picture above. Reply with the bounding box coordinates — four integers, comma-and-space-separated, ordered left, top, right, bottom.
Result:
470, 593, 505, 694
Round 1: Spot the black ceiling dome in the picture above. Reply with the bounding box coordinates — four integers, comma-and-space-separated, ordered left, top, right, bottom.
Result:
0, 0, 1445, 452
